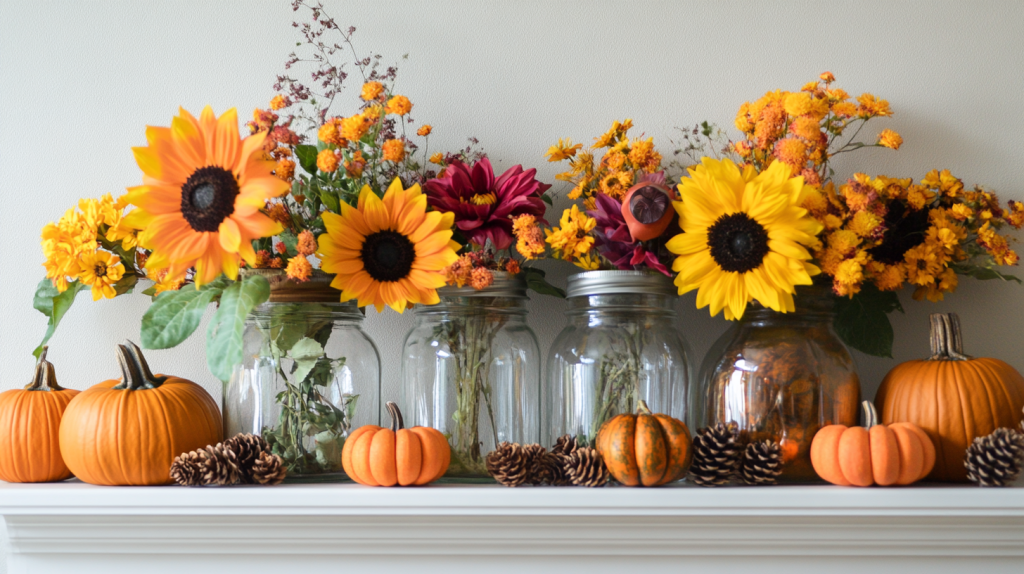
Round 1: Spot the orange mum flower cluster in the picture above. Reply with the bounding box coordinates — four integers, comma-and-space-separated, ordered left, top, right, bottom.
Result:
804, 171, 1021, 301
547, 119, 664, 207
441, 249, 521, 291
512, 214, 546, 260
733, 72, 899, 187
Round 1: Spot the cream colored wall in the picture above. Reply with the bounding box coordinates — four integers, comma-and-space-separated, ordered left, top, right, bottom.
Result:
1, 0, 1023, 569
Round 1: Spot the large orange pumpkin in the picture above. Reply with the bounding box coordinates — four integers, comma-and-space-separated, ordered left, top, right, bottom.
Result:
341, 401, 450, 486
0, 348, 80, 483
810, 401, 936, 486
58, 342, 222, 486
875, 313, 1024, 482
595, 400, 692, 486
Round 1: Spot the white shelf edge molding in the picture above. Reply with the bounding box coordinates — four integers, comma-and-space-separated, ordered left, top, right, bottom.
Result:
2, 482, 1023, 574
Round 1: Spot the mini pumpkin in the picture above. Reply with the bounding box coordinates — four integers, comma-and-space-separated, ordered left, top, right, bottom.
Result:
875, 313, 1024, 482
58, 342, 222, 486
620, 182, 675, 241
341, 401, 450, 486
0, 348, 80, 483
595, 400, 692, 486
810, 401, 936, 486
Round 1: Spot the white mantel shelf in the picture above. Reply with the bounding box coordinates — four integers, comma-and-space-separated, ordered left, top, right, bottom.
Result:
2, 481, 1023, 574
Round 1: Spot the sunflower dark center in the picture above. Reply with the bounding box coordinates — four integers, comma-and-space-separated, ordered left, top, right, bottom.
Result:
94, 263, 107, 278
868, 202, 930, 265
361, 230, 416, 282
180, 166, 239, 232
706, 212, 770, 273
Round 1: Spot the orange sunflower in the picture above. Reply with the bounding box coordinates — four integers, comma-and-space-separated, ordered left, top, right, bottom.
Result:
317, 178, 459, 312
124, 106, 289, 286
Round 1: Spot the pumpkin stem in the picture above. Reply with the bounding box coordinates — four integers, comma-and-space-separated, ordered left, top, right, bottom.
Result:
636, 399, 653, 416
386, 401, 405, 432
928, 313, 972, 361
859, 400, 879, 428
24, 346, 65, 392
114, 341, 167, 390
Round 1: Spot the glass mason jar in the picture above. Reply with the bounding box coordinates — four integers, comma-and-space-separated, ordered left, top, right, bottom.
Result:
399, 272, 541, 478
224, 270, 381, 481
690, 285, 860, 482
546, 271, 693, 447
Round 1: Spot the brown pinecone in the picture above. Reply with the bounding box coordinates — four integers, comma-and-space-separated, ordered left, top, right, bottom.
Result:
551, 434, 579, 456
565, 447, 610, 487
201, 443, 240, 486
223, 433, 269, 484
688, 422, 742, 487
965, 428, 1024, 487
486, 442, 531, 487
533, 451, 573, 486
170, 449, 208, 486
740, 440, 783, 485
252, 451, 287, 485
521, 443, 547, 485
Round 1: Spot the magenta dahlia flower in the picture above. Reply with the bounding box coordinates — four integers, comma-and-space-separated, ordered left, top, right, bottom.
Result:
425, 158, 549, 250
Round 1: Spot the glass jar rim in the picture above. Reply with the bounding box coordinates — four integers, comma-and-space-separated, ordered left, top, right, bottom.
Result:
566, 270, 676, 298
250, 299, 364, 320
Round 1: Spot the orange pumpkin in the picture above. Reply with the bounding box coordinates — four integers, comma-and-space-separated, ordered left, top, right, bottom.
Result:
0, 348, 80, 483
341, 401, 450, 486
811, 401, 936, 486
595, 400, 692, 486
875, 313, 1024, 482
58, 342, 222, 486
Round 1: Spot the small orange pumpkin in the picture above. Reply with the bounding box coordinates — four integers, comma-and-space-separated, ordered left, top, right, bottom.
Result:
595, 400, 692, 486
0, 348, 80, 483
341, 401, 450, 486
810, 401, 936, 486
875, 313, 1024, 482
620, 182, 675, 241
58, 342, 222, 486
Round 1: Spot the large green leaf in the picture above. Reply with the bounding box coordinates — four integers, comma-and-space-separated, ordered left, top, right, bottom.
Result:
205, 275, 271, 382
32, 279, 87, 358
289, 337, 325, 384
833, 284, 904, 358
140, 276, 228, 350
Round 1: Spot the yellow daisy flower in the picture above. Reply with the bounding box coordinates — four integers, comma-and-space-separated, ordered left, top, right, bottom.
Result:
77, 251, 125, 301
667, 158, 823, 320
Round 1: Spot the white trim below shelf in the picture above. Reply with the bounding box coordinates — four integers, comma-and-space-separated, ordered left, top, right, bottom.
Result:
2, 481, 1023, 574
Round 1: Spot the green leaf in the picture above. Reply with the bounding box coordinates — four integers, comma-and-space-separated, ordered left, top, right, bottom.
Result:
522, 267, 565, 298
113, 273, 138, 296
541, 194, 553, 206
833, 284, 904, 358
32, 279, 87, 358
961, 266, 1022, 283
295, 144, 319, 174
279, 229, 299, 257
205, 275, 271, 382
289, 337, 325, 384
320, 189, 341, 213
141, 276, 228, 350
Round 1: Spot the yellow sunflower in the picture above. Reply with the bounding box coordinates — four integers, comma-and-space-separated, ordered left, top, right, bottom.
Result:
667, 158, 823, 320
124, 106, 289, 286
317, 178, 459, 312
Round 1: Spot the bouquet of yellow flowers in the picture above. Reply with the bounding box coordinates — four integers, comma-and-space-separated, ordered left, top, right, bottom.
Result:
670, 73, 1021, 356
527, 119, 679, 274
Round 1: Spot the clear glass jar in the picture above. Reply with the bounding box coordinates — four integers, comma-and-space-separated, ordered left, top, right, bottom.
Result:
691, 285, 861, 482
224, 272, 381, 481
545, 271, 693, 447
399, 272, 540, 478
